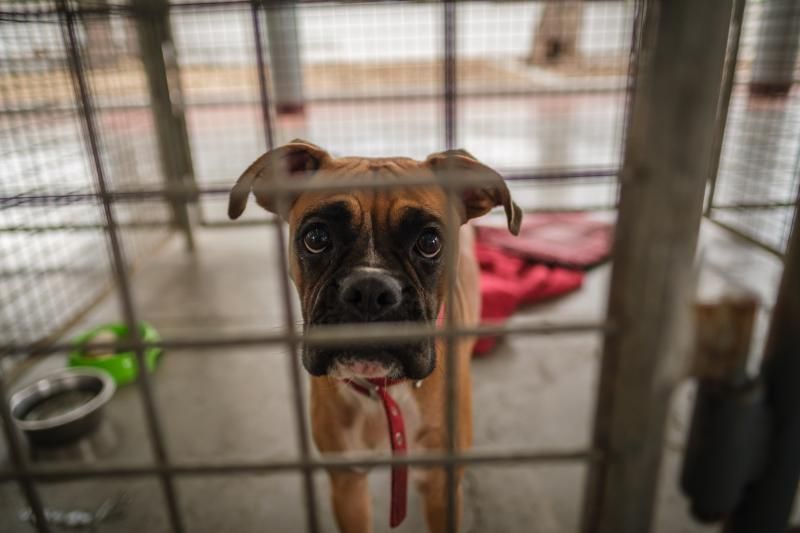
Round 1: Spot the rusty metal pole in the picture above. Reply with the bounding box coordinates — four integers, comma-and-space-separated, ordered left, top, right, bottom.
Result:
581, 2, 735, 532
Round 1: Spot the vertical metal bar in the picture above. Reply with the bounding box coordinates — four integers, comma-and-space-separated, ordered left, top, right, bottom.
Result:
133, 0, 197, 250
726, 184, 800, 532
252, 0, 275, 150
443, 0, 457, 150
59, 3, 185, 532
580, 2, 735, 533
443, 176, 460, 533
270, 203, 321, 533
0, 366, 50, 533
704, 0, 747, 216
442, 2, 459, 531
251, 3, 319, 532
614, 0, 645, 202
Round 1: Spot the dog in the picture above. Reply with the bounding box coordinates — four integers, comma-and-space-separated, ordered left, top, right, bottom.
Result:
228, 139, 521, 532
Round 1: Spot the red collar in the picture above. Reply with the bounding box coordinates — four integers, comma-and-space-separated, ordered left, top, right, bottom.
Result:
344, 376, 406, 393
437, 303, 446, 327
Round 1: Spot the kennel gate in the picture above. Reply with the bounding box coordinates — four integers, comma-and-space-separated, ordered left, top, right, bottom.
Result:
1, 1, 799, 533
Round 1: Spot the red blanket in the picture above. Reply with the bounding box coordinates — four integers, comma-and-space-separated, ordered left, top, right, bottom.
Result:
476, 213, 614, 270
474, 242, 584, 354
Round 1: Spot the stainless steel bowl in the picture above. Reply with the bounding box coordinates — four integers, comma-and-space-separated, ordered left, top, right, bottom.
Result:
10, 368, 116, 447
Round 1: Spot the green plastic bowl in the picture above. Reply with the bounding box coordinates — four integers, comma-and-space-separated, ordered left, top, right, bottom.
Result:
68, 322, 162, 386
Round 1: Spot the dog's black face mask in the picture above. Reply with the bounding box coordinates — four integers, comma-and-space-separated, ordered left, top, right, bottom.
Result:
294, 196, 448, 381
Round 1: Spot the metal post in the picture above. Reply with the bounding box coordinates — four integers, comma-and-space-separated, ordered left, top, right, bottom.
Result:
749, 0, 800, 97
133, 0, 197, 250
726, 186, 800, 532
442, 4, 459, 531
443, 0, 457, 150
444, 183, 460, 533
251, 1, 275, 150
581, 2, 735, 532
265, 3, 305, 115
60, 3, 185, 532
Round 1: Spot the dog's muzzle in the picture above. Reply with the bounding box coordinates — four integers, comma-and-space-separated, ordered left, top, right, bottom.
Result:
302, 268, 436, 380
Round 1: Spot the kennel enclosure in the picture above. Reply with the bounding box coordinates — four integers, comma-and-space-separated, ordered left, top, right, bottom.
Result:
1, 1, 799, 532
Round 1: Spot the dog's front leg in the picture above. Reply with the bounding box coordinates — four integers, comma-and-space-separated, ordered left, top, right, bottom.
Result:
328, 469, 373, 533
417, 466, 463, 533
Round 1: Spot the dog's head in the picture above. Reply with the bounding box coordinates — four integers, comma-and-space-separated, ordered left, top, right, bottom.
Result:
228, 139, 521, 380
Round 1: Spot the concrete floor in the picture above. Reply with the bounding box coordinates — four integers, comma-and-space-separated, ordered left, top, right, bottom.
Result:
1, 213, 794, 533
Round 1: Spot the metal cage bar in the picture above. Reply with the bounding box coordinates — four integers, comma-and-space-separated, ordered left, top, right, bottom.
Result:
0, 446, 601, 483
442, 2, 460, 532
582, 2, 737, 532
0, 168, 620, 208
1, 317, 611, 359
59, 2, 186, 532
0, 370, 50, 533
251, 2, 321, 530
704, 0, 747, 217
251, 0, 275, 151
5, 1, 791, 532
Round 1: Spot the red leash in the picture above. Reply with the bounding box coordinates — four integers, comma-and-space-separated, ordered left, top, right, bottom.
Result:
343, 308, 443, 528
344, 377, 408, 528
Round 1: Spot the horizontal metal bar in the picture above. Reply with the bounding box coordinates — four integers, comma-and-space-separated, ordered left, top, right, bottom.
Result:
1, 168, 617, 207
1, 85, 628, 117
0, 0, 631, 19
1, 320, 611, 358
708, 201, 799, 211
0, 0, 421, 19
0, 447, 601, 483
2, 202, 618, 232
0, 221, 171, 232
505, 168, 617, 182
200, 85, 627, 105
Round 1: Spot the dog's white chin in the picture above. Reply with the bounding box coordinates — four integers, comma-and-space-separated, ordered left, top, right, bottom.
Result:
329, 359, 396, 379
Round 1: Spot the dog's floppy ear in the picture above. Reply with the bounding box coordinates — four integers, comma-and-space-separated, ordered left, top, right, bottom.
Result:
228, 139, 330, 219
426, 149, 522, 235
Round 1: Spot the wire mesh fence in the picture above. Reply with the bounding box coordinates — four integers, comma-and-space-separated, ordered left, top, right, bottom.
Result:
708, 0, 800, 255
0, 1, 172, 352
171, 1, 636, 223
1, 0, 639, 353
1, 3, 634, 532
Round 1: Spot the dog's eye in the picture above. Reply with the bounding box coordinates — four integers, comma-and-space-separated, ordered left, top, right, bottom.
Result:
415, 229, 442, 259
303, 226, 330, 254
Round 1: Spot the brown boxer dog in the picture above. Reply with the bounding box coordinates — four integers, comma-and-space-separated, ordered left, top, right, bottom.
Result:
228, 140, 521, 532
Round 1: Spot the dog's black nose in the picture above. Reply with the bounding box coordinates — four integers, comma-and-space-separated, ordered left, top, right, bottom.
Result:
339, 271, 402, 319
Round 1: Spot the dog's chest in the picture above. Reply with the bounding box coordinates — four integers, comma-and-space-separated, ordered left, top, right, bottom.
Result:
337, 382, 422, 454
